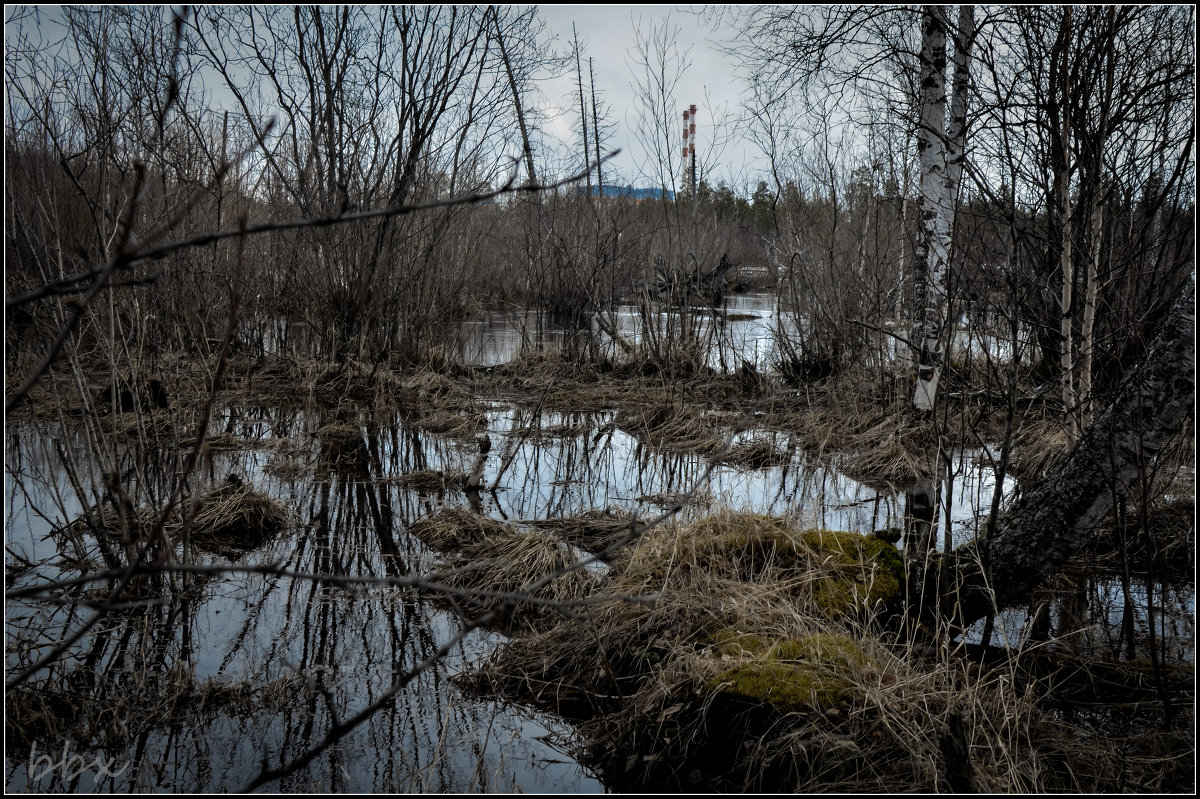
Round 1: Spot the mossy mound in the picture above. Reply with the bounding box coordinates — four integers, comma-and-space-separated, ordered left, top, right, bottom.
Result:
799, 529, 905, 616
707, 630, 876, 711
462, 513, 905, 779
615, 513, 903, 617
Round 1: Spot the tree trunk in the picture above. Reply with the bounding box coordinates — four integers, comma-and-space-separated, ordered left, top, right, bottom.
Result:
1057, 7, 1078, 443
491, 8, 537, 187
912, 6, 951, 413
950, 284, 1195, 627
1078, 7, 1117, 427
573, 25, 591, 196
589, 57, 603, 194
944, 6, 974, 212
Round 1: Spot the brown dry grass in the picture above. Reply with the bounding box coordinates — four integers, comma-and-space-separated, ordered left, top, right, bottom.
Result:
431, 528, 603, 630
611, 402, 735, 456
836, 418, 936, 489
460, 510, 1192, 793
1008, 418, 1072, 484
59, 478, 289, 561
389, 468, 470, 494
523, 509, 641, 555
408, 507, 508, 551
717, 437, 794, 470
187, 479, 290, 557
6, 666, 307, 756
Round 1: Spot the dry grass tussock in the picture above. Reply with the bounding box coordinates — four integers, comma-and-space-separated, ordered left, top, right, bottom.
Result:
388, 468, 471, 494
223, 355, 411, 408
61, 477, 289, 561
187, 478, 290, 557
717, 436, 795, 470
610, 402, 737, 456
480, 349, 771, 414
5, 665, 306, 757
1007, 417, 1072, 484
460, 510, 1191, 792
430, 528, 603, 631
523, 508, 640, 555
408, 507, 508, 551
836, 417, 937, 489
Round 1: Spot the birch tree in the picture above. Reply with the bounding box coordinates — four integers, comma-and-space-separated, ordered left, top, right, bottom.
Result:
912, 5, 974, 413
1053, 8, 1079, 443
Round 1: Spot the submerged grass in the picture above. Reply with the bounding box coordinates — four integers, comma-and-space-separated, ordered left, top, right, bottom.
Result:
6, 667, 307, 757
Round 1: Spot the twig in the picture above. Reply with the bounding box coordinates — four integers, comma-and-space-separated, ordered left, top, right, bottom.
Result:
849, 317, 915, 349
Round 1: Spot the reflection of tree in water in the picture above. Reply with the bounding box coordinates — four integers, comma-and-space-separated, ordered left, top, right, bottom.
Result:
7, 381, 1193, 790
5, 402, 595, 792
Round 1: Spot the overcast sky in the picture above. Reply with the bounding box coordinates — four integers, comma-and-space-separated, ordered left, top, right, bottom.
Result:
535, 5, 762, 190
7, 5, 765, 192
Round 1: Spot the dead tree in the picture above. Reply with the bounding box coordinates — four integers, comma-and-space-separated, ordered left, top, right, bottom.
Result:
950, 283, 1195, 626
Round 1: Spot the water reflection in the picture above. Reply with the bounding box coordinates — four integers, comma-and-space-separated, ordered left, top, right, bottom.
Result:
5, 393, 1190, 792
5, 407, 604, 793
458, 293, 1038, 372
460, 293, 784, 370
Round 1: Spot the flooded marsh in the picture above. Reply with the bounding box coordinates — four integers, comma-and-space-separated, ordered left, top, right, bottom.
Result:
5, 338, 1193, 792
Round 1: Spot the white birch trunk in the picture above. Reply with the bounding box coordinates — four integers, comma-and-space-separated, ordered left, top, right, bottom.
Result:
912, 6, 950, 412
1057, 7, 1079, 443
944, 6, 974, 212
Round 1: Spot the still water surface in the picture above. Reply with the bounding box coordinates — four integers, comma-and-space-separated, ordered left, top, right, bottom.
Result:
3, 301, 1185, 792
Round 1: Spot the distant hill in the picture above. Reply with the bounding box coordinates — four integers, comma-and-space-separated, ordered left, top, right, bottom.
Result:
574, 184, 675, 202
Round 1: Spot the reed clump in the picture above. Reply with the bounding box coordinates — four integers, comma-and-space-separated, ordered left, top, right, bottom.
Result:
187, 478, 290, 558
612, 403, 732, 456
523, 508, 640, 555
6, 668, 306, 757
1007, 418, 1072, 484
717, 437, 794, 470
58, 477, 289, 561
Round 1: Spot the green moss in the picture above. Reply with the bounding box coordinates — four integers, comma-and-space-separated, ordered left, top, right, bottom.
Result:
626, 514, 904, 617
771, 632, 874, 670
708, 629, 771, 657
801, 529, 904, 616
716, 660, 852, 709
707, 631, 874, 711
